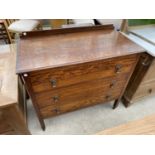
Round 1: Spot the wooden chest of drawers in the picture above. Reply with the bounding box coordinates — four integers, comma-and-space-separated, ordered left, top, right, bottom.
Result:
16, 26, 144, 130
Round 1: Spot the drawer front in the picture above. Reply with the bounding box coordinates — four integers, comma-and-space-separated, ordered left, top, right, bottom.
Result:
38, 74, 128, 118
28, 55, 137, 93
142, 60, 155, 84
40, 92, 120, 118
133, 80, 155, 100
36, 74, 128, 108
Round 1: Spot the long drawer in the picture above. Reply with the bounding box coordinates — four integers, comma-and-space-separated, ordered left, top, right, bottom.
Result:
36, 74, 128, 118
27, 55, 137, 93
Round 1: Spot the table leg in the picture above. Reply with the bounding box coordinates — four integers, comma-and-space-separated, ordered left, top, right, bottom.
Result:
113, 99, 120, 109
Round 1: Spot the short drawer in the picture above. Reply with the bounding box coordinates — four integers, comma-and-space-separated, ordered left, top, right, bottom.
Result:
27, 55, 137, 93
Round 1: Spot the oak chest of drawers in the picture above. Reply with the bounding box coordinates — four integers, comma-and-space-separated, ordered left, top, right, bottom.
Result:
16, 25, 145, 130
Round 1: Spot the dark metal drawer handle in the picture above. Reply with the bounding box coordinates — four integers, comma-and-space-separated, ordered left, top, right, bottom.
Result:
110, 80, 116, 88
105, 95, 111, 100
148, 89, 152, 94
50, 79, 57, 88
115, 64, 122, 73
52, 96, 59, 102
142, 61, 150, 66
53, 108, 60, 114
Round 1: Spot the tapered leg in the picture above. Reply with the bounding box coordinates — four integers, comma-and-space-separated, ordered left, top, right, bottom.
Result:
121, 96, 132, 108
4, 105, 30, 135
113, 99, 120, 109
39, 118, 46, 131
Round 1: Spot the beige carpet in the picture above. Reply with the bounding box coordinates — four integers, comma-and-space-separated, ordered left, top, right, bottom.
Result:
27, 95, 155, 135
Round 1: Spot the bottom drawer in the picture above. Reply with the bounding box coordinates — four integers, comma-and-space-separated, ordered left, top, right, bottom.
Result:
40, 89, 121, 118
40, 104, 58, 118
133, 80, 155, 100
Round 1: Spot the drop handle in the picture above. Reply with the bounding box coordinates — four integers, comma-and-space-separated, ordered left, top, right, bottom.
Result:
148, 89, 152, 94
141, 55, 152, 67
52, 96, 59, 102
53, 108, 60, 114
110, 80, 116, 88
115, 64, 122, 73
142, 61, 150, 66
50, 79, 57, 88
105, 95, 111, 100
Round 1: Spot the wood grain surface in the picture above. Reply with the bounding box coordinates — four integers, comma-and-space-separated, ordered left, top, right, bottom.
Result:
122, 53, 154, 107
0, 44, 30, 134
0, 44, 17, 107
97, 114, 155, 135
17, 29, 145, 73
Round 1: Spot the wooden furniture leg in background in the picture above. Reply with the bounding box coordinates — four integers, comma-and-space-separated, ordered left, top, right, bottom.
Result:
20, 74, 46, 131
3, 104, 30, 135
18, 76, 28, 123
120, 19, 128, 33
0, 20, 12, 44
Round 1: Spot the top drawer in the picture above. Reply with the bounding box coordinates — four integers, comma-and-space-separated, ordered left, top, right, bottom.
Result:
26, 54, 137, 93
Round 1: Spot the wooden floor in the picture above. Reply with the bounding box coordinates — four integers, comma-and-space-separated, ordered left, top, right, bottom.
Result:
97, 114, 155, 135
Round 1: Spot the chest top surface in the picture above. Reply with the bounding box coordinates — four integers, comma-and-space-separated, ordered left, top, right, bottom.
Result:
0, 44, 17, 108
16, 29, 145, 73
